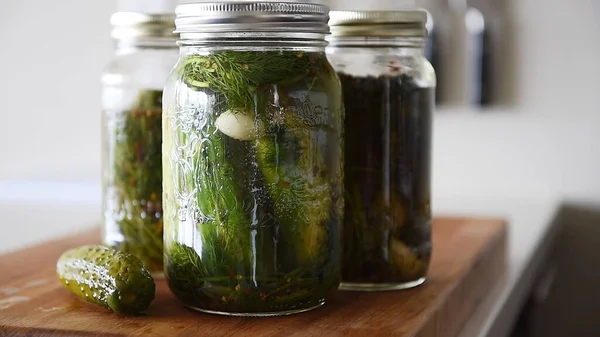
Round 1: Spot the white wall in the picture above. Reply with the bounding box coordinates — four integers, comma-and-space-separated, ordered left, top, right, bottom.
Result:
0, 0, 114, 183
433, 0, 600, 203
0, 0, 599, 211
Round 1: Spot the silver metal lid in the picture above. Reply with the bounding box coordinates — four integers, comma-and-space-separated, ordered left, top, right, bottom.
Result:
110, 12, 177, 40
328, 10, 428, 38
174, 1, 330, 41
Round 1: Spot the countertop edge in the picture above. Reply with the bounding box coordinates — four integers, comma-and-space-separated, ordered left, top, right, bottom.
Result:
448, 198, 562, 337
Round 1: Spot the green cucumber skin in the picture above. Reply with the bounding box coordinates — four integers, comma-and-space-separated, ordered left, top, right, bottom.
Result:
56, 245, 155, 314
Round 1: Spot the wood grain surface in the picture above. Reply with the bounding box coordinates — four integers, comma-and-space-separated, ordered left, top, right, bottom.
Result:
0, 217, 507, 337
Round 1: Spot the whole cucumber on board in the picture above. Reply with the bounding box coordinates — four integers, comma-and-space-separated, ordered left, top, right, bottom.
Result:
56, 245, 155, 314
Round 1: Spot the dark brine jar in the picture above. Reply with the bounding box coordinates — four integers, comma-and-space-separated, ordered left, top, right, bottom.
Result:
163, 2, 343, 316
327, 11, 435, 291
101, 13, 178, 275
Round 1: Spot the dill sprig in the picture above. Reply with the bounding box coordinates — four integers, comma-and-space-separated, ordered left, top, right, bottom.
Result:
179, 50, 321, 110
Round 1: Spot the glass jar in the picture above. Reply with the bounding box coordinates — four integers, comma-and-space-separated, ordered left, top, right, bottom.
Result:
101, 12, 179, 275
162, 2, 343, 316
327, 10, 435, 291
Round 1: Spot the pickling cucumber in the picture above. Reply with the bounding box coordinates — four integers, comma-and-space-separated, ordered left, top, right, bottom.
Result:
56, 245, 155, 314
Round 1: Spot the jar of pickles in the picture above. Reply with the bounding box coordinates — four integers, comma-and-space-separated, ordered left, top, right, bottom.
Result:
101, 12, 178, 275
162, 2, 343, 316
327, 10, 435, 291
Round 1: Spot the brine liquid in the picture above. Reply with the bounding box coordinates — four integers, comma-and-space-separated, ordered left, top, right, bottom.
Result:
340, 73, 434, 287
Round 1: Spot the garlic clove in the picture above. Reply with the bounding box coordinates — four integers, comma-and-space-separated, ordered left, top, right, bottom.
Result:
215, 110, 256, 141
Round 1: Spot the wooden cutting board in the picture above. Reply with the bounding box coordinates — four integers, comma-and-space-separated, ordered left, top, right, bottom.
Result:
0, 217, 506, 337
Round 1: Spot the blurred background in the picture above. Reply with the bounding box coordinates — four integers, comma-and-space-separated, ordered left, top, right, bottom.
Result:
0, 0, 598, 336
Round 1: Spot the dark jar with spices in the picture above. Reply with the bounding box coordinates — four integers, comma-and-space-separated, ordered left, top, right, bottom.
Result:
327, 10, 436, 291
162, 2, 343, 316
101, 13, 179, 276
